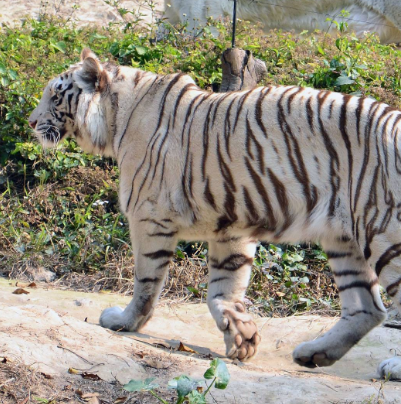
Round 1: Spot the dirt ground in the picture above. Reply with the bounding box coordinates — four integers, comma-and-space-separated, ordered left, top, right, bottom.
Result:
1, 278, 401, 403
0, 0, 164, 28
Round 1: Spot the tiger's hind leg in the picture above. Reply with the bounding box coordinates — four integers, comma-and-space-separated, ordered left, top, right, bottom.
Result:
293, 239, 387, 368
371, 237, 401, 380
99, 217, 178, 332
207, 237, 261, 361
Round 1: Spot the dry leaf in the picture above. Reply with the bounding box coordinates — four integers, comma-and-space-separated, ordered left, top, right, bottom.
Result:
27, 282, 37, 288
178, 342, 197, 354
12, 288, 29, 295
82, 372, 102, 381
276, 291, 285, 297
142, 358, 170, 369
82, 393, 100, 399
76, 389, 84, 397
40, 372, 53, 379
87, 397, 100, 404
68, 367, 81, 375
152, 340, 171, 349
114, 397, 127, 404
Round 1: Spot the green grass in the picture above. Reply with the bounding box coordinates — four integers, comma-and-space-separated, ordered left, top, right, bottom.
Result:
1, 12, 400, 316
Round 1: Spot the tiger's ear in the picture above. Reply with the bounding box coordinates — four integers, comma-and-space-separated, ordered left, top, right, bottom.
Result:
80, 47, 98, 62
74, 50, 109, 92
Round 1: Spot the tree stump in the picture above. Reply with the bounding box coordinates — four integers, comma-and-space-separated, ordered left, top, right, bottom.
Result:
219, 48, 267, 92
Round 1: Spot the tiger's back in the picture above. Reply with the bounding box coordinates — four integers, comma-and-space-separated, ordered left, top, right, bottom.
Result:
29, 49, 401, 378
116, 77, 400, 247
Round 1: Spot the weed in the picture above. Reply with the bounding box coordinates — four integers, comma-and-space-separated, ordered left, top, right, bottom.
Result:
123, 358, 230, 404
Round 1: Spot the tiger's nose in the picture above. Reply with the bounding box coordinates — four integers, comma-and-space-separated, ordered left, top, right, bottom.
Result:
29, 120, 37, 129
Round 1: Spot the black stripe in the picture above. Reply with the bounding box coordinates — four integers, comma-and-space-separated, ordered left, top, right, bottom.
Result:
156, 260, 171, 270
204, 177, 217, 209
139, 219, 168, 229
386, 277, 401, 297
337, 279, 378, 292
244, 157, 276, 231
242, 186, 259, 224
332, 269, 361, 277
210, 254, 253, 271
147, 231, 178, 238
143, 250, 174, 260
136, 276, 161, 283
375, 243, 401, 276
210, 276, 230, 284
246, 115, 265, 174
255, 87, 270, 138
325, 251, 352, 259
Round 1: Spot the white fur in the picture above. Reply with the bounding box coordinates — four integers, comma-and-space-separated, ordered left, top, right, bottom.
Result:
30, 53, 401, 370
378, 357, 401, 379
162, 0, 401, 43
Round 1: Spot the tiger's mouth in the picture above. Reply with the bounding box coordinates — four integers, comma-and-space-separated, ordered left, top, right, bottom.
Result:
36, 121, 66, 145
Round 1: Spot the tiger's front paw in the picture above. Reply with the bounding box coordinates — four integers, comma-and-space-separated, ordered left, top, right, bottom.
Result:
293, 341, 337, 368
378, 357, 401, 380
99, 306, 127, 331
221, 302, 261, 361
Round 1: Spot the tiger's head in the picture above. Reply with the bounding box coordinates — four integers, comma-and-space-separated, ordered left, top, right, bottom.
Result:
28, 48, 115, 156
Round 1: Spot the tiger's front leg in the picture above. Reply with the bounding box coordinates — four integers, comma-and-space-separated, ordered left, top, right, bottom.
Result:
99, 217, 178, 332
207, 237, 261, 361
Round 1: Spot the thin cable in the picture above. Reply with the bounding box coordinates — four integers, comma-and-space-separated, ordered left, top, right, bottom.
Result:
232, 0, 238, 48
229, 0, 398, 30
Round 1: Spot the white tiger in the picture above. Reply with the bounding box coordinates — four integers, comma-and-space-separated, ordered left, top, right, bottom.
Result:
161, 0, 401, 44
29, 49, 401, 378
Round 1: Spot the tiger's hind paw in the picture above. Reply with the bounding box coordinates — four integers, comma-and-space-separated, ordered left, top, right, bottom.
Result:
378, 357, 401, 380
293, 341, 337, 368
222, 303, 261, 361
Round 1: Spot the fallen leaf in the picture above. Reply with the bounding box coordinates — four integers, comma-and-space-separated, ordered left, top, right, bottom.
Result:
114, 397, 128, 404
178, 342, 197, 354
76, 389, 84, 397
142, 358, 171, 369
82, 393, 100, 399
68, 367, 81, 375
27, 282, 37, 288
276, 291, 285, 297
82, 372, 102, 381
87, 397, 100, 404
12, 288, 29, 295
40, 372, 53, 379
152, 340, 171, 349
1, 357, 7, 363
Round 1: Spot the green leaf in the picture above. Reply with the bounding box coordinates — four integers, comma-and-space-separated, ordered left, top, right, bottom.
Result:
187, 390, 207, 404
204, 358, 230, 389
123, 377, 158, 392
50, 41, 67, 53
187, 286, 200, 296
176, 375, 199, 398
335, 75, 355, 86
135, 46, 148, 55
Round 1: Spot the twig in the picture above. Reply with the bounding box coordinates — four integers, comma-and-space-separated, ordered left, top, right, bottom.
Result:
57, 344, 94, 365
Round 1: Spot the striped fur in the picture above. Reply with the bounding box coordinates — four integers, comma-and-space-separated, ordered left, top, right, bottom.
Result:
29, 49, 401, 376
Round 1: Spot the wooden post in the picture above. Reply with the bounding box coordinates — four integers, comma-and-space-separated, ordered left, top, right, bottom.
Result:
219, 48, 267, 92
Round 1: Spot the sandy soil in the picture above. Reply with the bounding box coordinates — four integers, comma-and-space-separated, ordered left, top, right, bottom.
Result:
0, 0, 164, 28
1, 278, 401, 403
